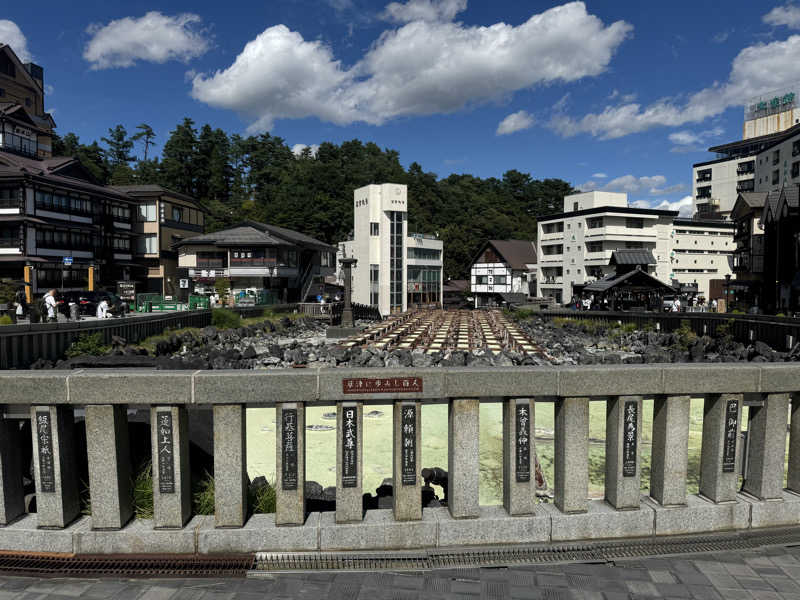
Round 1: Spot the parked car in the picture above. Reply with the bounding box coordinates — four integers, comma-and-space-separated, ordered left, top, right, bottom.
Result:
57, 291, 125, 317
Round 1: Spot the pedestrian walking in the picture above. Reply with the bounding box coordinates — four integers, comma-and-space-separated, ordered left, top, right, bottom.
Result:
43, 289, 57, 322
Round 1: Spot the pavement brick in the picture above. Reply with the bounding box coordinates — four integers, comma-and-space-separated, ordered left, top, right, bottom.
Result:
625, 580, 659, 596
655, 582, 691, 597
727, 564, 761, 577
687, 584, 723, 600
737, 576, 777, 591
648, 569, 677, 583
748, 592, 782, 600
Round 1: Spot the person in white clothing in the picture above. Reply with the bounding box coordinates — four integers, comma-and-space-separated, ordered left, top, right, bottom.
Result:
44, 289, 57, 322
96, 298, 110, 319
671, 298, 681, 313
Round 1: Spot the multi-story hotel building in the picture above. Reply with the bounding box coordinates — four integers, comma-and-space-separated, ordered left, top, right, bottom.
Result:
536, 191, 733, 303
338, 183, 443, 315
692, 86, 800, 219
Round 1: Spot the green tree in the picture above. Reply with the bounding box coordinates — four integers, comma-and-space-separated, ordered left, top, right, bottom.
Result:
159, 118, 199, 196
131, 123, 157, 161
101, 125, 135, 167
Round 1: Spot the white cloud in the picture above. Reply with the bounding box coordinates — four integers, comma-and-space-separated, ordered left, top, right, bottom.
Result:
577, 174, 684, 196
668, 126, 724, 152
496, 110, 534, 135
84, 11, 210, 70
712, 31, 730, 43
763, 4, 800, 28
549, 33, 800, 139
191, 2, 631, 132
632, 195, 693, 217
292, 143, 320, 157
381, 0, 467, 23
0, 20, 32, 62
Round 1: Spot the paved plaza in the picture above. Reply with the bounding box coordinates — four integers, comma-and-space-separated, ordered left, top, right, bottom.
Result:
1, 543, 800, 599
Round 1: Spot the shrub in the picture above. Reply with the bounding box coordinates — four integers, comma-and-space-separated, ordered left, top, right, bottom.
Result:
249, 481, 276, 514
211, 308, 241, 329
65, 332, 109, 358
133, 462, 154, 519
0, 315, 12, 325
193, 472, 215, 515
671, 319, 697, 351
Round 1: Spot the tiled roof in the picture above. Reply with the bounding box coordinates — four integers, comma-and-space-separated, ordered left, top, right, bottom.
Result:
609, 249, 657, 265
178, 220, 335, 251
584, 268, 673, 293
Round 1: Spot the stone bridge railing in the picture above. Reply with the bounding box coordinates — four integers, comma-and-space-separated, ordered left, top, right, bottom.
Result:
0, 364, 798, 555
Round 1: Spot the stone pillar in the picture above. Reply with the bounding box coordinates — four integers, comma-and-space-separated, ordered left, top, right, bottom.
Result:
699, 394, 742, 503
213, 405, 247, 528
85, 405, 133, 529
554, 397, 589, 514
276, 402, 305, 525
151, 406, 190, 528
790, 394, 800, 494
605, 396, 642, 510
503, 398, 535, 516
743, 393, 789, 500
336, 402, 363, 523
650, 395, 690, 506
31, 406, 80, 528
0, 414, 25, 525
448, 398, 480, 519
393, 401, 421, 521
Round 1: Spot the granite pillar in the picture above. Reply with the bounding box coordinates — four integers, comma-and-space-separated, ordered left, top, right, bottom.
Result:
502, 398, 535, 516
393, 400, 422, 521
213, 405, 247, 528
447, 398, 480, 519
554, 397, 589, 514
151, 406, 190, 528
0, 414, 25, 525
790, 394, 800, 494
605, 396, 642, 510
742, 393, 788, 500
276, 402, 305, 525
649, 395, 690, 506
30, 405, 79, 528
699, 394, 742, 503
336, 402, 363, 523
85, 405, 133, 529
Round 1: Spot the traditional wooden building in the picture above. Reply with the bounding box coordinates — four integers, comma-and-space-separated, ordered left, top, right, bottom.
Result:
730, 191, 768, 309
761, 185, 800, 312
469, 239, 537, 308
583, 250, 673, 311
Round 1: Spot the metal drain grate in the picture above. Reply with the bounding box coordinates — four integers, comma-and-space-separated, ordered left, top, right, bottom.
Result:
0, 553, 255, 577
250, 527, 800, 574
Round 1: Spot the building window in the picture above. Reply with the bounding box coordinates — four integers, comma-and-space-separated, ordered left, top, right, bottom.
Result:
626, 218, 644, 229
696, 168, 712, 182
542, 244, 563, 255
171, 205, 183, 222
24, 98, 31, 107
696, 186, 711, 199
542, 222, 563, 234
792, 161, 800, 179
475, 275, 488, 285
138, 203, 157, 222
136, 233, 157, 254
773, 150, 780, 165
625, 241, 643, 248
573, 202, 578, 211
793, 140, 800, 157
494, 275, 507, 285
370, 222, 379, 236
0, 187, 21, 209
772, 170, 780, 185
586, 241, 602, 252
389, 211, 403, 310
321, 251, 333, 267
587, 217, 603, 228
0, 89, 4, 97
370, 264, 379, 305
407, 247, 441, 260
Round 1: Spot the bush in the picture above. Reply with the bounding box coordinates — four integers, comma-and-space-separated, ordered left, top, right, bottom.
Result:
65, 332, 109, 358
0, 314, 12, 325
249, 481, 276, 514
211, 308, 241, 329
133, 462, 154, 519
193, 473, 216, 515
671, 319, 697, 351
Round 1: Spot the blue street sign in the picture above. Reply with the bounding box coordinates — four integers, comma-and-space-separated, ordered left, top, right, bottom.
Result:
63, 256, 73, 266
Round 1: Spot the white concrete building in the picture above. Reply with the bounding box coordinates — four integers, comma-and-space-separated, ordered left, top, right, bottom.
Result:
469, 240, 536, 307
537, 191, 733, 302
338, 183, 443, 316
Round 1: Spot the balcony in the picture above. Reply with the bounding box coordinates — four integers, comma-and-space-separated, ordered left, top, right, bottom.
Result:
540, 277, 563, 286
736, 179, 755, 193
0, 133, 38, 158
197, 259, 227, 269
695, 175, 712, 183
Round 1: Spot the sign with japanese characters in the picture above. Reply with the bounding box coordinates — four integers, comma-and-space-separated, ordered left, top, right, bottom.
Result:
341, 405, 358, 488
156, 411, 175, 494
622, 400, 638, 477
281, 408, 298, 490
343, 377, 423, 394
401, 404, 417, 485
35, 409, 55, 493
722, 398, 739, 473
515, 403, 531, 483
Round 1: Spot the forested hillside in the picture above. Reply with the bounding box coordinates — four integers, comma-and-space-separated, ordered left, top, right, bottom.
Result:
52, 119, 574, 278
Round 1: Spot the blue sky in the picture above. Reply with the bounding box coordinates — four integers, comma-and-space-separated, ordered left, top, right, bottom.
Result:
4, 1, 800, 216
